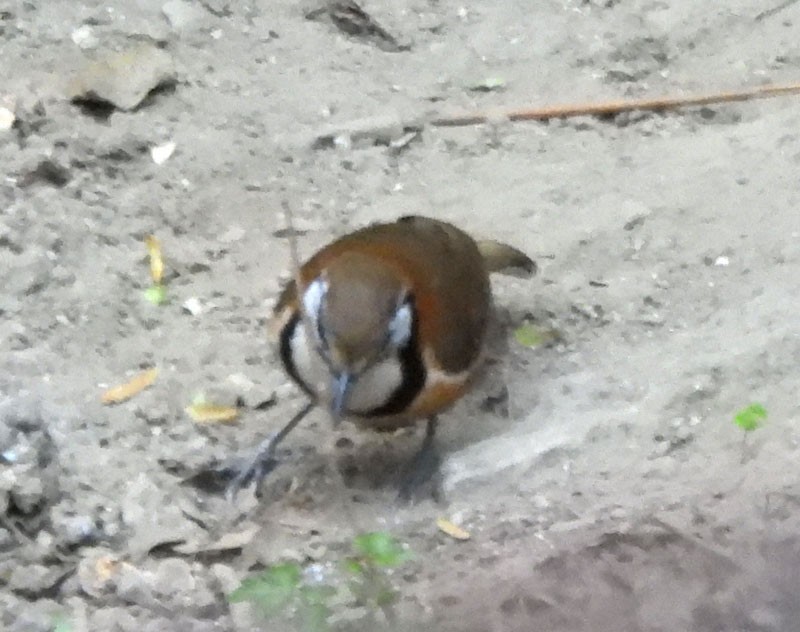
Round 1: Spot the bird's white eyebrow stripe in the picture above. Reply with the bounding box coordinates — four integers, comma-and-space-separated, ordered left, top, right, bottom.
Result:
301, 276, 328, 342
302, 277, 328, 324
388, 302, 412, 347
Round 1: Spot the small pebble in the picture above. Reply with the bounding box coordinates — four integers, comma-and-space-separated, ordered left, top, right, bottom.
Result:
0, 106, 14, 131
182, 297, 204, 316
71, 25, 99, 49
162, 0, 206, 30
11, 476, 44, 514
68, 43, 176, 111
77, 551, 121, 597
53, 514, 97, 546
151, 141, 176, 165
90, 608, 139, 632
153, 558, 195, 598
116, 563, 155, 606
8, 564, 52, 592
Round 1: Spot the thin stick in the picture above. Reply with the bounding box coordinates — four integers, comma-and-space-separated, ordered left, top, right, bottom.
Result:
280, 200, 306, 299
280, 201, 324, 404
755, 0, 800, 21
430, 82, 800, 127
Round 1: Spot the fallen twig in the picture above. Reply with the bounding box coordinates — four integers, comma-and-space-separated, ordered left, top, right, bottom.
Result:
755, 0, 800, 21
430, 81, 800, 127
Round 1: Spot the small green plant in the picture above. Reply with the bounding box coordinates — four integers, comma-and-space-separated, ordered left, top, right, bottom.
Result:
344, 532, 412, 625
229, 562, 335, 632
143, 283, 168, 305
229, 531, 411, 631
733, 403, 767, 462
513, 321, 560, 348
733, 403, 767, 432
51, 614, 73, 632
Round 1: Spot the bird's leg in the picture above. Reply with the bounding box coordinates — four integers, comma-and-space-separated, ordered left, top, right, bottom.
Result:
398, 416, 442, 501
225, 401, 314, 501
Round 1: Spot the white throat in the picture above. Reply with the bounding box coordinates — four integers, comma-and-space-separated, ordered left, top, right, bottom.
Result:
288, 323, 404, 417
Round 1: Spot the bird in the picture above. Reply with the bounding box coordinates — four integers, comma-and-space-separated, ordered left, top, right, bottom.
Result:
226, 215, 535, 500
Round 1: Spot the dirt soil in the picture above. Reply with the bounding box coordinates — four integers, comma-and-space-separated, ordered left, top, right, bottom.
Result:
2, 0, 800, 630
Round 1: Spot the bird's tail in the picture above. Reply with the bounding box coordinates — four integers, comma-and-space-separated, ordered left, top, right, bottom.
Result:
477, 240, 537, 278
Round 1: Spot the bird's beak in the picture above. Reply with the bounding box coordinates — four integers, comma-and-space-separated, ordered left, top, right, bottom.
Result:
330, 371, 353, 427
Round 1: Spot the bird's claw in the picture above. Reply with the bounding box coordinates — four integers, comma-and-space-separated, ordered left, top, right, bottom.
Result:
398, 445, 442, 503
225, 434, 282, 502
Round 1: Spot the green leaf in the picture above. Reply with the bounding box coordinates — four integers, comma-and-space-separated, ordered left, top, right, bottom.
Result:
52, 615, 73, 632
733, 403, 767, 432
342, 558, 364, 576
514, 322, 545, 348
300, 582, 337, 632
353, 532, 410, 568
228, 563, 302, 614
144, 284, 168, 305
300, 584, 338, 605
299, 599, 333, 632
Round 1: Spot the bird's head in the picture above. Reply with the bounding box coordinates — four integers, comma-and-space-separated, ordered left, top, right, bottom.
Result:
300, 252, 414, 423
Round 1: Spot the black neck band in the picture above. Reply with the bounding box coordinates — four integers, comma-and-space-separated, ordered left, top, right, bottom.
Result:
361, 297, 426, 418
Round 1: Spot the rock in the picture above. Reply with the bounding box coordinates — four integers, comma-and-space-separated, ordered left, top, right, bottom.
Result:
308, 113, 421, 150
9, 607, 60, 632
191, 586, 219, 618
50, 500, 104, 547
71, 25, 99, 50
67, 42, 176, 111
120, 473, 204, 555
3, 248, 52, 296
153, 558, 195, 598
151, 560, 216, 616
212, 564, 259, 630
181, 296, 204, 316
162, 0, 207, 30
150, 140, 176, 164
8, 564, 53, 593
10, 474, 44, 514
116, 563, 156, 607
76, 550, 121, 598
18, 159, 71, 188
0, 104, 14, 131
219, 224, 246, 243
89, 607, 139, 632
210, 563, 239, 593
200, 0, 232, 16
141, 619, 174, 632
143, 617, 220, 632
0, 479, 12, 515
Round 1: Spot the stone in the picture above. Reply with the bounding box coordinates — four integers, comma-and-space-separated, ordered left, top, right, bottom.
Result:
67, 42, 176, 111
116, 563, 156, 607
153, 558, 195, 598
162, 0, 207, 30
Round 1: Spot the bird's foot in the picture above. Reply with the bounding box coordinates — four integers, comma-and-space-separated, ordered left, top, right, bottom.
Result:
224, 433, 283, 502
398, 440, 443, 502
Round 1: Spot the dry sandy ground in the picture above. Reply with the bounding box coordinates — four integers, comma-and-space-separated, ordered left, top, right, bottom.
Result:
2, 0, 800, 630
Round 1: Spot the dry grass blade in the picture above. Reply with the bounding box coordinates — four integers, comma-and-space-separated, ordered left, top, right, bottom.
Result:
436, 517, 471, 541
185, 401, 239, 424
101, 368, 158, 404
145, 235, 164, 284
